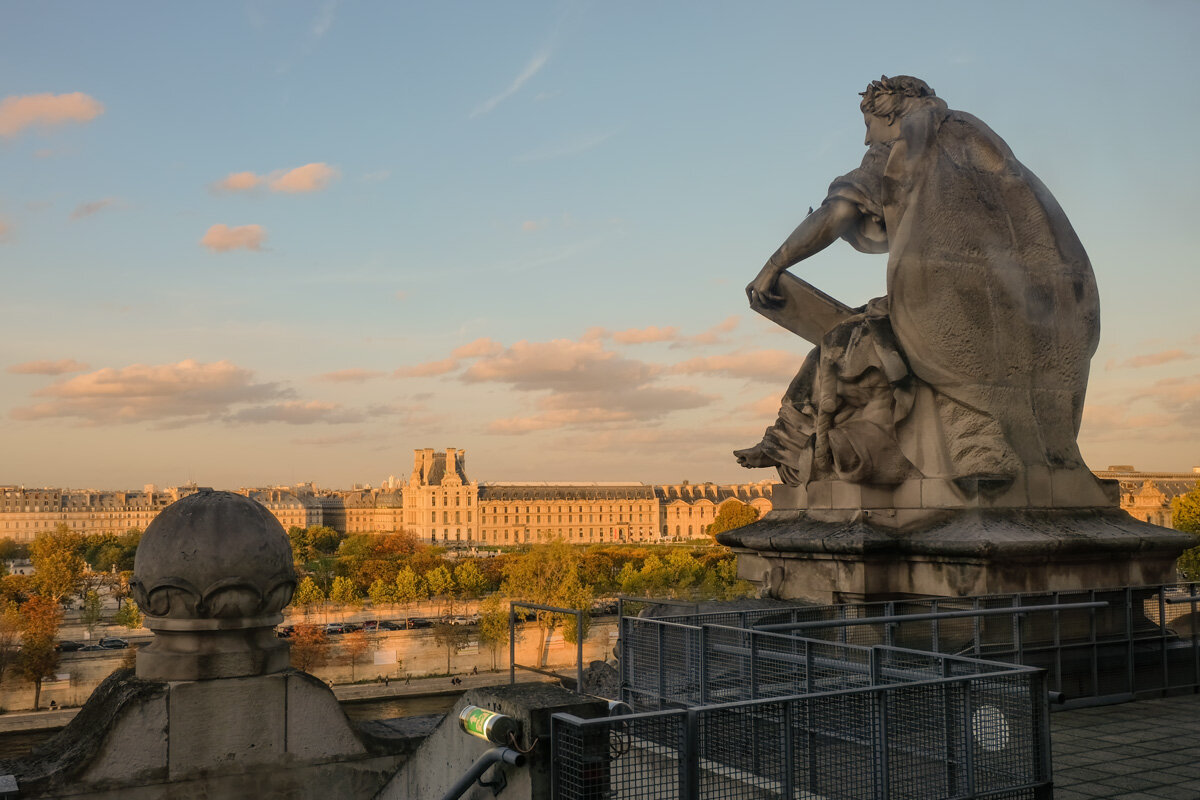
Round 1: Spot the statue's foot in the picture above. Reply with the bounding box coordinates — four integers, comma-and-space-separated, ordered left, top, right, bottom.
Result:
734, 444, 777, 469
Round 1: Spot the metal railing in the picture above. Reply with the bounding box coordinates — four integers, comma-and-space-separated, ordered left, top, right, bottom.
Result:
555, 639, 1050, 799
635, 583, 1200, 709
509, 601, 586, 690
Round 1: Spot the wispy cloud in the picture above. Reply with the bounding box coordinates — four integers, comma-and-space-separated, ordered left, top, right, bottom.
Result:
8, 358, 91, 376
10, 359, 289, 426
514, 130, 618, 163
671, 349, 797, 382
311, 0, 339, 38
200, 223, 266, 252
70, 197, 118, 220
315, 368, 385, 384
212, 163, 339, 194
1105, 349, 1196, 371
227, 400, 361, 425
471, 49, 550, 118
0, 218, 9, 242
0, 92, 104, 137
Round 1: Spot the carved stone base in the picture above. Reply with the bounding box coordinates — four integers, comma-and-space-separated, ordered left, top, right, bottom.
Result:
717, 506, 1194, 604
137, 614, 290, 681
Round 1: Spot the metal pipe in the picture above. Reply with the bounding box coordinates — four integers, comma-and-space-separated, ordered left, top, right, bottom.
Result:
753, 601, 1109, 632
438, 747, 525, 800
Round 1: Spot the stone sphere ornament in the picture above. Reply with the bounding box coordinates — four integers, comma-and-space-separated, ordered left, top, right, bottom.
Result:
131, 489, 298, 680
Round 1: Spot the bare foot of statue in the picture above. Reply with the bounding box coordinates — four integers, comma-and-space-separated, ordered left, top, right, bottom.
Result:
734, 444, 777, 469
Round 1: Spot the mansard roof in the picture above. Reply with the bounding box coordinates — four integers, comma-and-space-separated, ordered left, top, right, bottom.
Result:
479, 483, 655, 501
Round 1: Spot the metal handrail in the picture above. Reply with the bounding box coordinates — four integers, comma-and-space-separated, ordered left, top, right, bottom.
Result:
752, 601, 1109, 633
509, 601, 586, 690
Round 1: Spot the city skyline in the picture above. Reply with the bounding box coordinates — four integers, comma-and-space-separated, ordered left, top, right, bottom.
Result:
3, 2, 1199, 489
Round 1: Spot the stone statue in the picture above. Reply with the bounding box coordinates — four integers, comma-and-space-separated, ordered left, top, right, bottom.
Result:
735, 75, 1099, 496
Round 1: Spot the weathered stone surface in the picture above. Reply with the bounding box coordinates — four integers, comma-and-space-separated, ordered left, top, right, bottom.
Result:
168, 675, 288, 777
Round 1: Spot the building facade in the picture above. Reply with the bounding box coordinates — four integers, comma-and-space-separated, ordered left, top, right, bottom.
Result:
1093, 466, 1200, 528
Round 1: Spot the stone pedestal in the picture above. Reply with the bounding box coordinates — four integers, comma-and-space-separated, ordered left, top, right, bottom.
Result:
718, 474, 1195, 604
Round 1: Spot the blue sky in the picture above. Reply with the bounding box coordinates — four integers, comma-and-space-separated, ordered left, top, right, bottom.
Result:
2, 1, 1198, 489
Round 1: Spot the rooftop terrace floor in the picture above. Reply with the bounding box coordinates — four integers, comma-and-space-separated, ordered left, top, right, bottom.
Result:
1053, 693, 1200, 799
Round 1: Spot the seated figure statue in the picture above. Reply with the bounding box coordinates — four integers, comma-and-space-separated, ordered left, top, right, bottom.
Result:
735, 76, 1100, 494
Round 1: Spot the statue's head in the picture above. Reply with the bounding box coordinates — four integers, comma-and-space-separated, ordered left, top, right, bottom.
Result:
859, 75, 939, 123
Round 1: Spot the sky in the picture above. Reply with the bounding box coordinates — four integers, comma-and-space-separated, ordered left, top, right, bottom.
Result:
2, 1, 1199, 490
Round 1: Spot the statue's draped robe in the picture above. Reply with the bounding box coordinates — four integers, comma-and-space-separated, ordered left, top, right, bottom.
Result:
764, 100, 1099, 484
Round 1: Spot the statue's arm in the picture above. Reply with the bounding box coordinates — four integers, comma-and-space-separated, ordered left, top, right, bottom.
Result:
746, 197, 862, 307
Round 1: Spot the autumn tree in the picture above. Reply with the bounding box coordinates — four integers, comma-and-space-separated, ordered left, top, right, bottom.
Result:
330, 576, 362, 611
368, 578, 396, 611
477, 593, 511, 671
343, 630, 371, 682
707, 499, 761, 538
80, 589, 103, 638
431, 622, 470, 675
290, 624, 331, 673
425, 565, 455, 615
293, 575, 326, 619
113, 598, 144, 629
1174, 486, 1200, 579
18, 595, 62, 710
454, 561, 487, 603
30, 526, 86, 603
394, 566, 428, 617
0, 602, 21, 684
501, 540, 594, 668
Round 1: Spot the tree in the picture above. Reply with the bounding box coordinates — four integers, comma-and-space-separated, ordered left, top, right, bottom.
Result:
394, 566, 428, 617
330, 576, 362, 611
113, 598, 143, 629
368, 578, 396, 610
707, 499, 761, 538
1174, 486, 1200, 579
18, 595, 62, 710
425, 565, 455, 615
0, 602, 21, 684
308, 526, 343, 556
29, 526, 86, 603
293, 575, 326, 619
290, 623, 331, 673
501, 540, 595, 668
431, 622, 470, 675
80, 589, 103, 638
477, 594, 511, 671
454, 561, 487, 603
343, 630, 371, 682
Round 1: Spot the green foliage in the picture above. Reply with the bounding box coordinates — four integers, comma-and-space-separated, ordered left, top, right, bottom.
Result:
454, 561, 486, 600
290, 623, 330, 672
30, 526, 86, 603
308, 526, 343, 556
501, 540, 595, 662
431, 622, 471, 673
293, 576, 326, 609
425, 565, 455, 602
80, 589, 103, 635
368, 578, 396, 607
0, 602, 21, 684
18, 595, 62, 710
113, 599, 143, 629
394, 566, 428, 607
1173, 487, 1200, 579
706, 499, 761, 538
330, 575, 361, 606
477, 593, 510, 670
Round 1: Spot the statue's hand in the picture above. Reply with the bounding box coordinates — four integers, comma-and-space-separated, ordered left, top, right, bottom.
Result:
746, 266, 784, 308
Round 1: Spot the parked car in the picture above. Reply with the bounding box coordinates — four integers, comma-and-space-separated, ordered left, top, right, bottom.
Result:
407, 618, 434, 629
98, 637, 128, 649
81, 644, 106, 652
361, 620, 380, 632
378, 620, 406, 631
56, 640, 86, 652
325, 623, 363, 635
276, 625, 294, 639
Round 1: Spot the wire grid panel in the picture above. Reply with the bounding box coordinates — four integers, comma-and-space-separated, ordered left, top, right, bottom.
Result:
697, 702, 788, 799
554, 711, 685, 800
799, 690, 881, 799
621, 617, 704, 710
967, 673, 1044, 795
883, 681, 966, 800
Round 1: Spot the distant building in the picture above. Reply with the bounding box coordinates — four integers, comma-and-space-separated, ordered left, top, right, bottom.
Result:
1093, 466, 1200, 528
0, 448, 773, 545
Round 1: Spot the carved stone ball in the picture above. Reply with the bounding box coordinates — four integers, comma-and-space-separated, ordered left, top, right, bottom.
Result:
131, 489, 297, 620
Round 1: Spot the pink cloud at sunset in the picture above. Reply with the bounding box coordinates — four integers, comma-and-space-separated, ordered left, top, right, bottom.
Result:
212, 163, 339, 193
315, 368, 386, 383
0, 92, 104, 137
200, 223, 266, 252
70, 198, 117, 220
10, 359, 288, 425
1105, 349, 1196, 371
394, 358, 459, 378
8, 358, 91, 376
451, 338, 505, 359
612, 325, 679, 344
671, 349, 798, 382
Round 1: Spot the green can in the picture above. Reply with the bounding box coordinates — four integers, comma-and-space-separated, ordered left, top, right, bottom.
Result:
459, 705, 518, 745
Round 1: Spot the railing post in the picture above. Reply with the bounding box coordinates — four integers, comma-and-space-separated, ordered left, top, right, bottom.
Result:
657, 622, 666, 709
962, 678, 975, 797
680, 708, 700, 800
509, 604, 516, 685
575, 609, 584, 693
871, 648, 888, 800
783, 700, 796, 800
698, 625, 708, 706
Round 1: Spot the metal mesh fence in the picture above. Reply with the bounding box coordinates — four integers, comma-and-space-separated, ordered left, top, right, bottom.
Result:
554, 666, 1048, 800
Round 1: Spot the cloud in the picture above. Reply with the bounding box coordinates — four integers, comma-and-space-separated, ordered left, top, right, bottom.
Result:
471, 49, 550, 118
394, 358, 460, 378
613, 326, 679, 345
315, 368, 385, 383
200, 223, 266, 252
672, 316, 741, 348
671, 349, 798, 382
451, 338, 504, 359
462, 339, 658, 392
10, 359, 288, 425
227, 400, 361, 425
487, 386, 712, 435
70, 198, 117, 220
739, 393, 783, 418
0, 92, 104, 137
1105, 349, 1196, 371
311, 0, 338, 37
521, 220, 542, 232
212, 163, 339, 194
8, 358, 91, 375
269, 162, 339, 193
213, 171, 263, 192
293, 431, 376, 447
